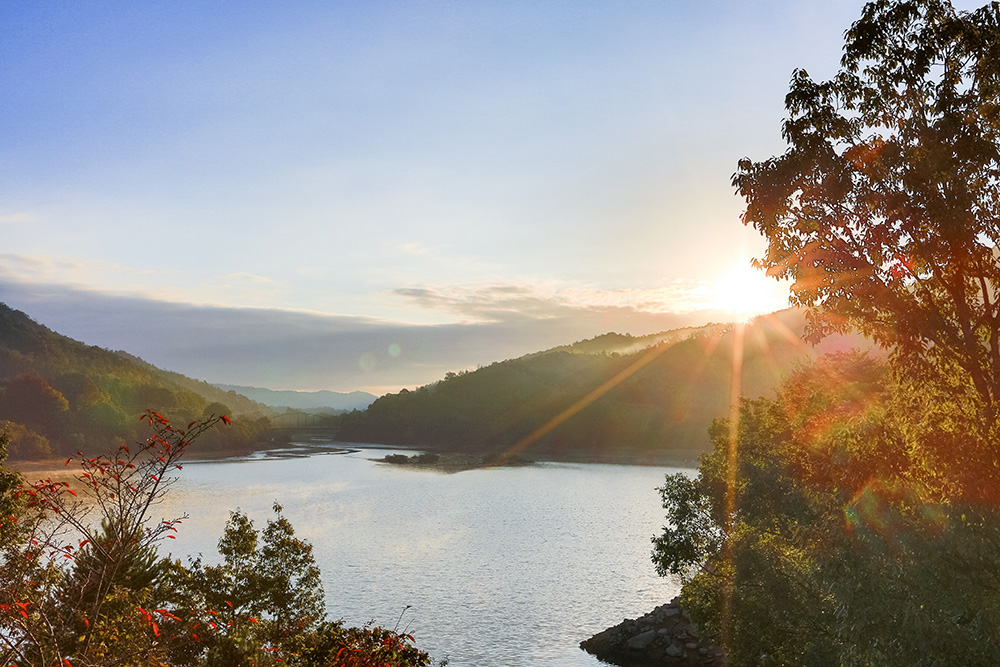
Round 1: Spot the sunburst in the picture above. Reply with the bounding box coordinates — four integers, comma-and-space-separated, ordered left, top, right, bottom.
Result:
710, 261, 789, 320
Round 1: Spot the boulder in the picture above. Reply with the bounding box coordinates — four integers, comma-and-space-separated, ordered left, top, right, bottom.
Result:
580, 596, 725, 666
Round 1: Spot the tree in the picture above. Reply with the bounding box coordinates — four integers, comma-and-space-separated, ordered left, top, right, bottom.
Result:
291, 621, 437, 667
733, 0, 1000, 411
0, 410, 439, 667
0, 411, 230, 667
168, 503, 326, 666
653, 353, 1000, 666
0, 374, 70, 442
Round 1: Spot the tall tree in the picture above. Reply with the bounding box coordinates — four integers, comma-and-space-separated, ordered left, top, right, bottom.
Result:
733, 0, 1000, 410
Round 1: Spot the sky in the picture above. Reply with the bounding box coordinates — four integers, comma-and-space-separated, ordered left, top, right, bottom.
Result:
0, 1, 965, 394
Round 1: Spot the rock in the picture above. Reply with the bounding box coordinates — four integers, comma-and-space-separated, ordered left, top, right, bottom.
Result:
627, 630, 657, 651
580, 596, 725, 666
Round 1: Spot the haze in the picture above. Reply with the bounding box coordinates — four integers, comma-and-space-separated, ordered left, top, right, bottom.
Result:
0, 1, 916, 392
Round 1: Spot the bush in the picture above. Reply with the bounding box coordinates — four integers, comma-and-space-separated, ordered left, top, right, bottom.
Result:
0, 411, 438, 667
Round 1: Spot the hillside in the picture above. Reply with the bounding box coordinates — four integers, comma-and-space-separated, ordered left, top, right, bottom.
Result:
337, 309, 871, 463
0, 302, 271, 459
212, 384, 376, 412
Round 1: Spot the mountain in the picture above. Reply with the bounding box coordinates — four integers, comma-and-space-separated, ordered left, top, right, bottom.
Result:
212, 384, 376, 412
336, 310, 871, 464
0, 302, 271, 460
114, 352, 276, 417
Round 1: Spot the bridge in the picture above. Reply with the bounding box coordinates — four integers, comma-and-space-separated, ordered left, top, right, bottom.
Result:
268, 411, 340, 433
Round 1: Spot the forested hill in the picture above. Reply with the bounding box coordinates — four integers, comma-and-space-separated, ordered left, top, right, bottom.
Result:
211, 384, 376, 412
337, 309, 869, 463
0, 302, 272, 460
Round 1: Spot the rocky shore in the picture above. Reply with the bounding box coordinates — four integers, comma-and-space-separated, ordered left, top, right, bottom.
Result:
580, 597, 725, 666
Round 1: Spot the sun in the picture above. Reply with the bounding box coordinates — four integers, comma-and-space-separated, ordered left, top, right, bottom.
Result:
710, 261, 790, 320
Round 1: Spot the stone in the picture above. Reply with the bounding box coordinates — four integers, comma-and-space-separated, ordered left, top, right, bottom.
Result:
666, 642, 684, 657
626, 629, 657, 651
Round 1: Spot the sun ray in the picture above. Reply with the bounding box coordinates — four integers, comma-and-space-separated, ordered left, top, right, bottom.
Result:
721, 320, 745, 656
489, 341, 680, 464
711, 262, 791, 320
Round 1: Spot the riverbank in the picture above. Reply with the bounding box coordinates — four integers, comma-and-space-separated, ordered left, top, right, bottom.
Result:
10, 439, 703, 481
371, 446, 704, 471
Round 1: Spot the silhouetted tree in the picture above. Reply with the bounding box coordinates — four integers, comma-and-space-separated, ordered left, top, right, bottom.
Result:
734, 0, 1000, 411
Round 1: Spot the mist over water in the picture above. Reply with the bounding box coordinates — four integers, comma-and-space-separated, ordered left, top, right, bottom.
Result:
158, 445, 686, 666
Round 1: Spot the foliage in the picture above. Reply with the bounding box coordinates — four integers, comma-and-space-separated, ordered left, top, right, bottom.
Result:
733, 0, 1000, 410
0, 302, 271, 458
682, 4, 1000, 660
289, 620, 438, 667
0, 420, 52, 459
165, 503, 326, 664
654, 353, 1000, 666
0, 411, 438, 667
338, 311, 854, 462
0, 411, 230, 666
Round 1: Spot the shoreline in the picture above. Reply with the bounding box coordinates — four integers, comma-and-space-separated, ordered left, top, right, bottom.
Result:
9, 440, 701, 480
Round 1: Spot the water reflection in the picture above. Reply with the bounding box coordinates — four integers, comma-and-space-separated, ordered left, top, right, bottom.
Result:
158, 445, 687, 666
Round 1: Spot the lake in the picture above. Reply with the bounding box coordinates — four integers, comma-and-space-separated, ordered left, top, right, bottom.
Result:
158, 443, 689, 666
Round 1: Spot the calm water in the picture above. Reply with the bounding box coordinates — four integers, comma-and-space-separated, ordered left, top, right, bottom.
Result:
158, 444, 688, 666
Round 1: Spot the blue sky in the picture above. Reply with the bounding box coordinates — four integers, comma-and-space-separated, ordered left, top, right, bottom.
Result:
0, 1, 960, 392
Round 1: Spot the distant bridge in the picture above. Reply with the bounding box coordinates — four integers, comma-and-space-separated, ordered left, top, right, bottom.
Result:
269, 411, 340, 433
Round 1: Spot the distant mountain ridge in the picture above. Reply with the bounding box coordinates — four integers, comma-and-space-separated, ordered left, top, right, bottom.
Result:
336, 309, 871, 464
212, 384, 376, 412
0, 298, 872, 465
540, 323, 731, 357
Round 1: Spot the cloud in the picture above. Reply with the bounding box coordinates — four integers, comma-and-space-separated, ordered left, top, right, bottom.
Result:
0, 212, 34, 224
390, 280, 722, 324
395, 242, 430, 256
0, 253, 160, 291
218, 272, 275, 285
0, 278, 737, 394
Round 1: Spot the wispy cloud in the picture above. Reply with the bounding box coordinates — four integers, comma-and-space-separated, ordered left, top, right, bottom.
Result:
0, 255, 294, 310
391, 280, 723, 324
218, 272, 275, 285
0, 278, 735, 394
0, 212, 34, 224
0, 253, 159, 288
395, 242, 431, 256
